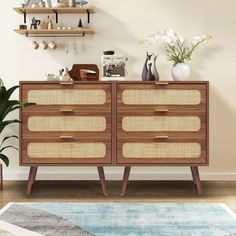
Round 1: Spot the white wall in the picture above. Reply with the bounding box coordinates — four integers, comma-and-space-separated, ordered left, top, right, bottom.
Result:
0, 0, 236, 181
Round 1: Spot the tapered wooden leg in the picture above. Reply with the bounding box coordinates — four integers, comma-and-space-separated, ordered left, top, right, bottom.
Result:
0, 164, 3, 190
97, 167, 108, 196
26, 166, 38, 195
32, 167, 38, 186
120, 167, 131, 196
191, 166, 202, 195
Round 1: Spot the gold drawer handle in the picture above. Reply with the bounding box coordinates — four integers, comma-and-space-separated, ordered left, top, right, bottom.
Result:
60, 82, 74, 85
60, 136, 74, 139
155, 82, 169, 85
155, 109, 169, 113
60, 109, 74, 113
155, 136, 169, 139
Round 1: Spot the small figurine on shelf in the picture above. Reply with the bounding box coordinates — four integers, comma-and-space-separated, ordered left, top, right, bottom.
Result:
147, 63, 155, 81
64, 68, 71, 80
30, 17, 41, 30
47, 15, 53, 29
78, 19, 83, 28
52, 0, 68, 7
39, 0, 46, 7
59, 68, 72, 81
141, 52, 160, 81
142, 52, 153, 81
152, 54, 160, 81
69, 0, 75, 7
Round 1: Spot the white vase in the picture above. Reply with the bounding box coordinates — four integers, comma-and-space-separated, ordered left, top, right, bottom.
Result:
171, 63, 191, 81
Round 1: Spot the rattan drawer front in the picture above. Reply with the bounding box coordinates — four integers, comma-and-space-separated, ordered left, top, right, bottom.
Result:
28, 89, 106, 105
28, 116, 106, 132
27, 142, 106, 159
122, 142, 201, 159
122, 89, 201, 105
122, 116, 201, 132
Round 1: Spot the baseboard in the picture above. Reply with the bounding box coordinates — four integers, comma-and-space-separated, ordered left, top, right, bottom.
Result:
3, 171, 236, 181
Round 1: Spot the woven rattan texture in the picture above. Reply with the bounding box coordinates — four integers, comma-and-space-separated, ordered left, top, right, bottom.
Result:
28, 89, 106, 105
123, 142, 201, 158
122, 116, 201, 132
28, 116, 106, 132
122, 89, 201, 105
28, 143, 106, 158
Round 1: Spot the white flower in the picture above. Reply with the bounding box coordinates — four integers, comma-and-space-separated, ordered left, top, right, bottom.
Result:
165, 29, 177, 42
160, 35, 172, 45
145, 33, 156, 44
177, 35, 185, 44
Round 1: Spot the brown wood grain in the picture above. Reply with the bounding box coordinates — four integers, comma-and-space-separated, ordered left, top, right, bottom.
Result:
21, 111, 112, 138
21, 82, 111, 110
20, 81, 209, 167
116, 81, 208, 166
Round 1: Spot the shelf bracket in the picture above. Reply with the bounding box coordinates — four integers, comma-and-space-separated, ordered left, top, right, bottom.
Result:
19, 9, 27, 24
53, 9, 58, 24
24, 12, 27, 24
86, 9, 90, 24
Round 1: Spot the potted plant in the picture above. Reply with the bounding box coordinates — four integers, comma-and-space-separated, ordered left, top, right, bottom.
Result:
0, 79, 33, 167
141, 29, 212, 80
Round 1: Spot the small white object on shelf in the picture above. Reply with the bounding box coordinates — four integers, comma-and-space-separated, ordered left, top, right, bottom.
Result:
52, 2, 66, 7
45, 74, 55, 81
100, 77, 126, 81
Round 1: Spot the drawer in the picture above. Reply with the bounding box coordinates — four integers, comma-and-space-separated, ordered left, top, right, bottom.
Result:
117, 138, 207, 165
21, 82, 111, 110
21, 137, 111, 165
117, 113, 206, 138
117, 82, 207, 110
22, 111, 111, 138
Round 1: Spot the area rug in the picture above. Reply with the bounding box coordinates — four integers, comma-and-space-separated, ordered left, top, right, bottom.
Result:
0, 203, 235, 236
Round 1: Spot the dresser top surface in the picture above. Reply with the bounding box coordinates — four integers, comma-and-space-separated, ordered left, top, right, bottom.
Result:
19, 81, 209, 84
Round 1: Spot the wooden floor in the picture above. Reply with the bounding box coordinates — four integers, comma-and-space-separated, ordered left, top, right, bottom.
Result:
0, 181, 236, 212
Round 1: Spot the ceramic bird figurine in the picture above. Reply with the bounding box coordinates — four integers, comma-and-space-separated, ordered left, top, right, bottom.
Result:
152, 54, 160, 81
147, 63, 155, 81
142, 52, 153, 81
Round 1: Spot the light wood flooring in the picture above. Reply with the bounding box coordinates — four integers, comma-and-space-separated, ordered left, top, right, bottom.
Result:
0, 181, 236, 212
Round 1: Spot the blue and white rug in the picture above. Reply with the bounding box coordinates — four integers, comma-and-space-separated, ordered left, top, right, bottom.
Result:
0, 203, 235, 236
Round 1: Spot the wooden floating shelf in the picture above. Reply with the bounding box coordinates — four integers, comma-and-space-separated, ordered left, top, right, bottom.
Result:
14, 28, 94, 37
13, 7, 95, 14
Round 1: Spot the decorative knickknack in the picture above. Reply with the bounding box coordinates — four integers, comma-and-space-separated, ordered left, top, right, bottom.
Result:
171, 63, 191, 81
142, 52, 159, 81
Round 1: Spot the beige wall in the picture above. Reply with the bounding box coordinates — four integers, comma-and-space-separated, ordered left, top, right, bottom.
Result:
0, 0, 236, 180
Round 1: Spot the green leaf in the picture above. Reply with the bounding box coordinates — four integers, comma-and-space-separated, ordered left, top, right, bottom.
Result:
0, 145, 18, 153
6, 86, 19, 100
0, 86, 7, 103
0, 119, 21, 133
0, 100, 21, 120
0, 79, 3, 87
0, 135, 18, 148
0, 154, 9, 167
1, 104, 24, 121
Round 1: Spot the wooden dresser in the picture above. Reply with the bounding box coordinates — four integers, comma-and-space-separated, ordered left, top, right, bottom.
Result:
20, 81, 208, 195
